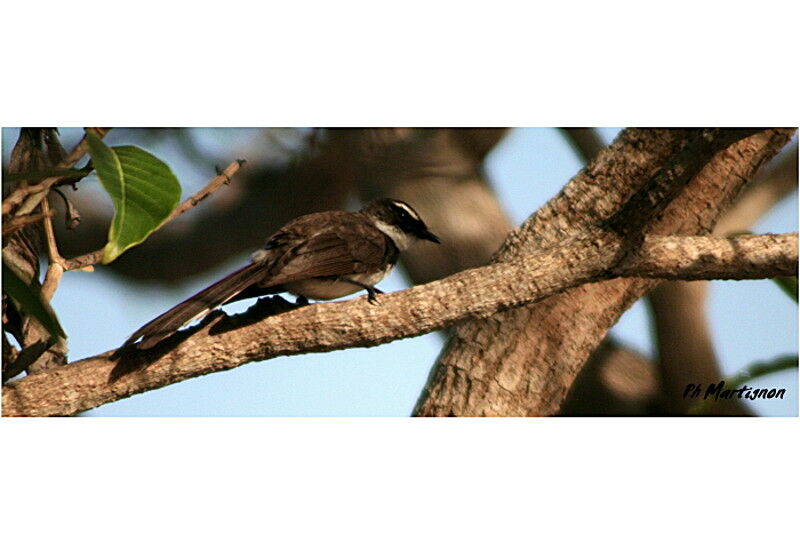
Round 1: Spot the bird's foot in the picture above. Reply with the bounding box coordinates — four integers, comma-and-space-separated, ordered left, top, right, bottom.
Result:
366, 286, 384, 304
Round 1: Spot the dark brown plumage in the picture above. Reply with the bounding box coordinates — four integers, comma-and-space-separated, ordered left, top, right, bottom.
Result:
124, 198, 438, 350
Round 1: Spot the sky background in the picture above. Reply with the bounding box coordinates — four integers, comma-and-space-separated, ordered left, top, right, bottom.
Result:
3, 127, 797, 416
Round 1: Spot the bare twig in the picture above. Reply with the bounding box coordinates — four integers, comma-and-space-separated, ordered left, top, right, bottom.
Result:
38, 196, 66, 300
3, 231, 795, 416
1, 210, 55, 236
2, 128, 110, 217
61, 159, 245, 271
155, 159, 245, 232
12, 196, 70, 376
62, 127, 111, 168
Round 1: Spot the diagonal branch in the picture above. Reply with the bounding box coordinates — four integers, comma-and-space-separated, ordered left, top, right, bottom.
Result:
649, 141, 799, 415
416, 128, 795, 417
2, 128, 111, 217
1, 210, 55, 236
3, 231, 795, 416
61, 159, 245, 271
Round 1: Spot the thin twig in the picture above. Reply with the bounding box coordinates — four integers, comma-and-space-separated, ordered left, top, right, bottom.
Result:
40, 197, 63, 264
2, 128, 110, 217
154, 158, 245, 233
2, 210, 55, 236
62, 159, 245, 271
62, 127, 110, 168
39, 196, 66, 301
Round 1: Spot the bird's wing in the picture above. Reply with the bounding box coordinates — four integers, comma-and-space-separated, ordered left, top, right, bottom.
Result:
125, 213, 397, 349
262, 214, 397, 286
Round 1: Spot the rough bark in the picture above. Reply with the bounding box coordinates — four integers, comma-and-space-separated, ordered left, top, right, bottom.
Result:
558, 130, 794, 415
647, 140, 797, 415
557, 127, 656, 415
414, 128, 795, 417
3, 229, 794, 416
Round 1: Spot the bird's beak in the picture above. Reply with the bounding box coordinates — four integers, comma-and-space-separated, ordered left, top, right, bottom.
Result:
420, 229, 441, 244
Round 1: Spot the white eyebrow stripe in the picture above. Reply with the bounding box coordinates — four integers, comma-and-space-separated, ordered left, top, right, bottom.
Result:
391, 200, 421, 221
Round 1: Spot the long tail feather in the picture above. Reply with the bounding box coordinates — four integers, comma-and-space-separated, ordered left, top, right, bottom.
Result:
125, 263, 266, 349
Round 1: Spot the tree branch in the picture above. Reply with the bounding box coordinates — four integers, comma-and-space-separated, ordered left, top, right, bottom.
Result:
616, 233, 797, 280
1, 210, 55, 236
61, 159, 245, 271
2, 128, 110, 217
53, 130, 355, 282
647, 140, 797, 415
415, 128, 795, 416
3, 232, 795, 416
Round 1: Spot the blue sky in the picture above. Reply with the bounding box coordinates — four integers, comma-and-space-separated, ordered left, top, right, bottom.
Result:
4, 128, 797, 415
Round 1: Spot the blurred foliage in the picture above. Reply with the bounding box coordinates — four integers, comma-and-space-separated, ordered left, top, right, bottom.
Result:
773, 276, 798, 302
2, 261, 65, 340
690, 354, 798, 414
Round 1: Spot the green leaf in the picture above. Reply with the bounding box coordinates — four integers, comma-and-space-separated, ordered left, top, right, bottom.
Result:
86, 133, 181, 263
2, 261, 66, 340
773, 277, 798, 302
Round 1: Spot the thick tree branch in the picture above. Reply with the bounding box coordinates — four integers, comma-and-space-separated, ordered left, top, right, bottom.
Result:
3, 231, 795, 416
415, 128, 795, 417
616, 233, 797, 280
716, 141, 798, 235
648, 140, 797, 415
564, 132, 795, 415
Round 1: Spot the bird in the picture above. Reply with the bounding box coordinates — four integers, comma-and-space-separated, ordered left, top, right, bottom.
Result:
123, 198, 440, 349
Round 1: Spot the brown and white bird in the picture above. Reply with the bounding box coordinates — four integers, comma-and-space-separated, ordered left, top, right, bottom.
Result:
124, 198, 440, 349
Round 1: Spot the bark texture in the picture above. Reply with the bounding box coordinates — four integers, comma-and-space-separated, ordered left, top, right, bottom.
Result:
414, 128, 795, 417
3, 228, 794, 416
647, 139, 797, 415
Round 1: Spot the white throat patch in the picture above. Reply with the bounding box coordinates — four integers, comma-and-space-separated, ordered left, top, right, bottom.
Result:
374, 219, 416, 251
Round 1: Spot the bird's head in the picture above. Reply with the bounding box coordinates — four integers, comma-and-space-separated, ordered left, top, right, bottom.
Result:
361, 198, 441, 250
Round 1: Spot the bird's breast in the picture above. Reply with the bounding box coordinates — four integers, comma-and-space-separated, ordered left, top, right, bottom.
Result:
283, 265, 393, 300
